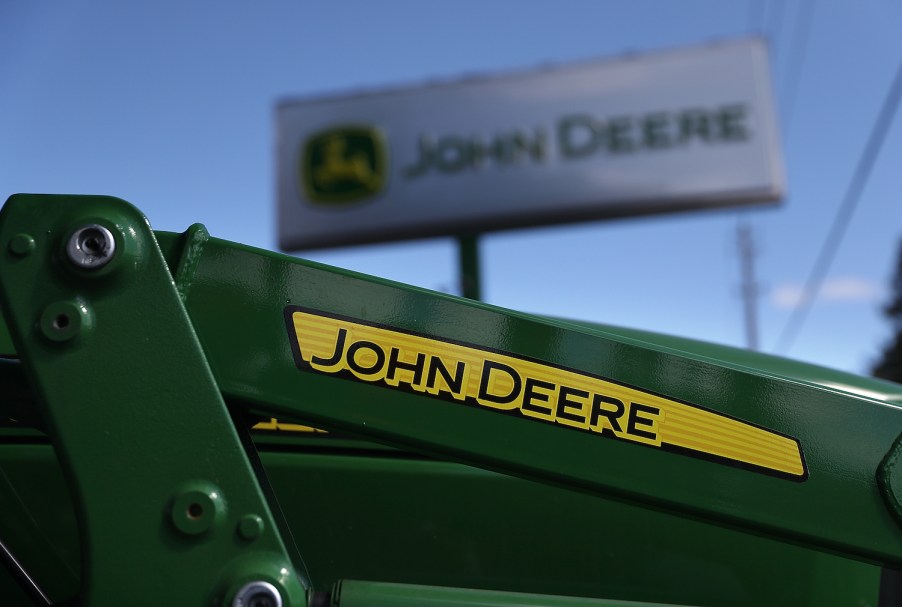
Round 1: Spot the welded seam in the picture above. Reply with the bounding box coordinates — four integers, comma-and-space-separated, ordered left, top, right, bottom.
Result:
172, 223, 210, 302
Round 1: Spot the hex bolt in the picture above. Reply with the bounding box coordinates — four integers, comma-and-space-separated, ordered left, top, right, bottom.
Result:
8, 233, 35, 257
232, 581, 282, 607
66, 224, 116, 269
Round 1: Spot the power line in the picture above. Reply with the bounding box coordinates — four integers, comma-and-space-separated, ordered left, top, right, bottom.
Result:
781, 0, 816, 134
773, 56, 902, 354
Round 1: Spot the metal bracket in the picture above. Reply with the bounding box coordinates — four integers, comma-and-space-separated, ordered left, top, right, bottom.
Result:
879, 435, 902, 526
0, 195, 307, 606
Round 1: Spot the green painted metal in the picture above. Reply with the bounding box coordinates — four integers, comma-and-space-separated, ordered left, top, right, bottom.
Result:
2, 193, 902, 605
879, 436, 902, 527
0, 442, 79, 603
562, 320, 902, 407
0, 309, 14, 357
571, 322, 902, 534
0, 195, 307, 606
0, 441, 885, 606
333, 580, 682, 607
263, 446, 882, 605
154, 228, 902, 565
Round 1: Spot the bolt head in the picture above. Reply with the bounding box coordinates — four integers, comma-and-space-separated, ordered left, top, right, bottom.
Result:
66, 224, 116, 270
232, 581, 282, 607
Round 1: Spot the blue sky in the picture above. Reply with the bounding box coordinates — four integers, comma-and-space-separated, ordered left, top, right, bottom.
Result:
2, 1, 901, 375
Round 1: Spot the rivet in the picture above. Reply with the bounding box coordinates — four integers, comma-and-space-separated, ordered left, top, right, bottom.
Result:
9, 233, 35, 256
238, 514, 264, 541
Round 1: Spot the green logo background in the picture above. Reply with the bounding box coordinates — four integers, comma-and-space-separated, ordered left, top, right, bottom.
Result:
302, 126, 387, 204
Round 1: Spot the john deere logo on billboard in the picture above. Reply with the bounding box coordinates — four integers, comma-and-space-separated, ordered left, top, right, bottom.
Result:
302, 126, 387, 204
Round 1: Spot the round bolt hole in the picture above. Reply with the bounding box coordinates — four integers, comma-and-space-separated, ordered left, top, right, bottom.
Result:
39, 301, 89, 343
171, 486, 221, 535
187, 502, 204, 520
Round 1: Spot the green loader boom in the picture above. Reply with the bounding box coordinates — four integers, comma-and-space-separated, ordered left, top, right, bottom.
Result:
1, 194, 901, 606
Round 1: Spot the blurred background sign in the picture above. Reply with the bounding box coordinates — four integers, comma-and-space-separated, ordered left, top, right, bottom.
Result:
276, 37, 783, 252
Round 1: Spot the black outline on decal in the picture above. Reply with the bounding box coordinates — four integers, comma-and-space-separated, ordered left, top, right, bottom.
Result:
283, 306, 808, 482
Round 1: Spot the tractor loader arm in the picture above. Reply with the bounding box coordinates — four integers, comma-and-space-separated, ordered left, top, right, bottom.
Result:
1, 194, 902, 606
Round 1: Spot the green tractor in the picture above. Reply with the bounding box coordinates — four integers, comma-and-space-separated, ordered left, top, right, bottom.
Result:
1, 195, 900, 606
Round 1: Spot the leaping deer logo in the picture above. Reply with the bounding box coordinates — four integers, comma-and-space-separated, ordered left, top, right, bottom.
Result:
303, 126, 387, 204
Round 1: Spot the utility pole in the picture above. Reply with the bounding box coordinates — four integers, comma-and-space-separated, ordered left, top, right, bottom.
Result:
737, 221, 760, 351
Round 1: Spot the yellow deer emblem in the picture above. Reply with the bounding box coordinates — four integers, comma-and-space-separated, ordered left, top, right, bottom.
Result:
314, 135, 380, 189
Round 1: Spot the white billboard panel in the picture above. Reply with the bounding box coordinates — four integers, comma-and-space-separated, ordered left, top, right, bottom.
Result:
277, 38, 783, 250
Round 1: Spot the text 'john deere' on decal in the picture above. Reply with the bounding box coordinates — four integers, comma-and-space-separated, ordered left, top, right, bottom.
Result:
285, 307, 807, 481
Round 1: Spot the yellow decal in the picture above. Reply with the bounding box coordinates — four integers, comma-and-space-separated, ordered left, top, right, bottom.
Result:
252, 418, 328, 434
286, 308, 806, 480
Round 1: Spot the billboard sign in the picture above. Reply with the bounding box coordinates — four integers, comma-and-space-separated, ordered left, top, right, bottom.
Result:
276, 38, 783, 250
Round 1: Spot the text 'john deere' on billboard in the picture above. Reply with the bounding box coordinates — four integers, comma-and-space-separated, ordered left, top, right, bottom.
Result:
276, 37, 783, 251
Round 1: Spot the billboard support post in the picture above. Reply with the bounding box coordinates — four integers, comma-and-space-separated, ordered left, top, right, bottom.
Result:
458, 234, 481, 300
